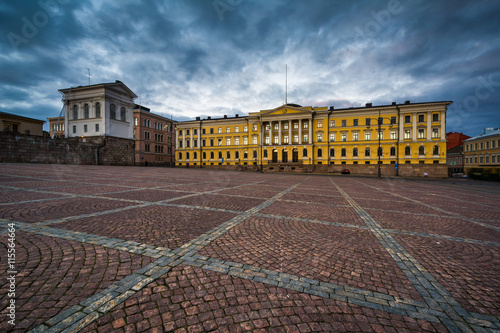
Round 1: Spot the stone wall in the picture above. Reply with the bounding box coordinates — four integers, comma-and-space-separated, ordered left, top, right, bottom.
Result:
0, 132, 134, 166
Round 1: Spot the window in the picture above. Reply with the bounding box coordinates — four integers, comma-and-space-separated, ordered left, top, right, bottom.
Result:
263, 150, 268, 158
253, 150, 257, 159
265, 124, 271, 131
186, 152, 190, 160
283, 122, 289, 130
243, 151, 248, 159
96, 103, 101, 117
486, 155, 490, 164
341, 120, 346, 127
390, 147, 396, 156
293, 122, 299, 129
353, 148, 358, 157
303, 148, 308, 157
378, 131, 383, 140
265, 136, 270, 144
235, 137, 240, 145
226, 138, 231, 146
419, 146, 425, 155
405, 146, 411, 156
353, 132, 359, 141
210, 128, 214, 134
252, 124, 257, 131
330, 120, 335, 127
492, 155, 496, 164
492, 141, 496, 148
202, 129, 206, 134
303, 134, 308, 143
226, 127, 230, 133
433, 145, 439, 155
145, 144, 150, 152
73, 105, 78, 119
365, 148, 370, 157
186, 140, 190, 148
120, 107, 126, 121
84, 124, 87, 132
84, 104, 89, 119
390, 116, 396, 124
193, 152, 197, 159
186, 129, 190, 135
317, 133, 322, 142
284, 135, 289, 144
303, 122, 308, 129
178, 140, 182, 148
418, 129, 425, 139
390, 131, 396, 140
317, 120, 322, 128
218, 139, 222, 146
341, 133, 347, 142
365, 118, 371, 126
353, 119, 358, 126
329, 133, 335, 142
318, 149, 323, 158
273, 136, 278, 144
365, 132, 371, 141
178, 152, 182, 160
226, 151, 231, 159
210, 152, 215, 159
145, 131, 150, 140
433, 113, 439, 121
330, 148, 335, 157
418, 114, 424, 122
72, 125, 76, 133
243, 126, 247, 132
480, 142, 484, 150
110, 104, 116, 119
235, 151, 239, 159
404, 129, 411, 139
378, 147, 383, 156
218, 151, 223, 159
253, 136, 258, 145
194, 129, 197, 135
202, 139, 206, 147
210, 139, 214, 146
341, 148, 346, 157
194, 139, 198, 147
432, 128, 439, 138
404, 115, 411, 123
203, 152, 206, 159
95, 124, 99, 132
243, 137, 248, 145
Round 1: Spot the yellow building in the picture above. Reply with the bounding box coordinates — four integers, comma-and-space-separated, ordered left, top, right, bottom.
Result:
175, 101, 451, 176
463, 128, 500, 173
1, 111, 45, 136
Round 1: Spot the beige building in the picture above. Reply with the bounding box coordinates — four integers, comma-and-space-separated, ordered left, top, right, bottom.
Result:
463, 128, 500, 172
1, 111, 45, 136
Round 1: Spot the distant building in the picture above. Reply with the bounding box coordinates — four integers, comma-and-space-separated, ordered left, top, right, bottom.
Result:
463, 128, 500, 172
133, 105, 176, 166
58, 81, 137, 139
446, 132, 471, 175
1, 111, 45, 136
175, 101, 451, 177
48, 116, 65, 138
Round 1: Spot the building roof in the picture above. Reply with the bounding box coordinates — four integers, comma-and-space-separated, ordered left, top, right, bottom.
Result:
464, 128, 500, 142
58, 80, 138, 99
0, 111, 45, 123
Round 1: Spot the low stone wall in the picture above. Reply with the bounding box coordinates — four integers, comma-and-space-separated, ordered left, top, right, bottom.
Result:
0, 132, 134, 166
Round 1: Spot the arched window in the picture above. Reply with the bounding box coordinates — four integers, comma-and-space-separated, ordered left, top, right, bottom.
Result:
243, 151, 248, 159
193, 152, 197, 159
235, 151, 240, 159
186, 152, 190, 160
72, 105, 78, 119
84, 104, 89, 119
110, 104, 116, 119
405, 146, 411, 156
365, 148, 371, 157
120, 107, 126, 121
227, 151, 231, 159
419, 146, 425, 155
203, 152, 206, 159
263, 150, 268, 158
210, 152, 214, 159
95, 102, 101, 117
303, 148, 308, 157
390, 147, 396, 156
330, 148, 335, 157
341, 148, 346, 157
253, 150, 257, 159
378, 147, 383, 156
353, 148, 358, 157
317, 149, 322, 157
433, 145, 439, 155
178, 152, 182, 160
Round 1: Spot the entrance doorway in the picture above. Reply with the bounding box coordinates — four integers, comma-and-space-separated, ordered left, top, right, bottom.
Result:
272, 149, 278, 163
282, 149, 288, 163
292, 149, 298, 162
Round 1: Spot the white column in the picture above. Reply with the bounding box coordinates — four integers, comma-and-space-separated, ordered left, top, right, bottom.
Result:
427, 112, 432, 141
299, 120, 302, 144
440, 111, 446, 140
278, 121, 282, 145
288, 120, 291, 143
182, 130, 186, 149
412, 113, 417, 141
190, 128, 193, 148
399, 113, 404, 142
268, 122, 272, 145
308, 119, 312, 143
175, 129, 179, 149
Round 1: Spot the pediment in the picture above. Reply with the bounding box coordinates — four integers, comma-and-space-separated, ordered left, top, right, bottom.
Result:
260, 105, 313, 117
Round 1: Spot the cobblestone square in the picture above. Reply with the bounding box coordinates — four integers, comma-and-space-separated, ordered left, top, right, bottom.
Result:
0, 164, 499, 332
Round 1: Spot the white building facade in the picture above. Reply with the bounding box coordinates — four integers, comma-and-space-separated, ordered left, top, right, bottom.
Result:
59, 81, 137, 139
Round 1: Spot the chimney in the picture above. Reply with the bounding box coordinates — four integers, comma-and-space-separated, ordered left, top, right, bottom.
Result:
329, 106, 334, 111
391, 102, 396, 105
366, 103, 372, 107
196, 117, 200, 121
224, 115, 227, 118
207, 116, 211, 120
405, 100, 410, 104
235, 114, 239, 117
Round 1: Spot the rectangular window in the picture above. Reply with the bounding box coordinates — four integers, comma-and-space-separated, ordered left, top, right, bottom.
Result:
353, 132, 359, 141
194, 139, 198, 147
405, 115, 411, 123
433, 113, 439, 122
353, 119, 358, 126
95, 124, 99, 132
303, 122, 308, 129
480, 156, 484, 163
317, 133, 322, 142
234, 126, 239, 132
293, 134, 299, 143
273, 136, 279, 144
329, 133, 335, 142
486, 155, 490, 164
186, 140, 190, 148
492, 140, 495, 148
243, 137, 248, 145
365, 132, 371, 141
226, 127, 230, 133
210, 139, 214, 146
253, 136, 258, 144
303, 134, 308, 143
341, 133, 347, 142
341, 120, 346, 127
365, 118, 371, 126
330, 120, 335, 127
218, 128, 222, 133
202, 129, 206, 134
186, 129, 190, 135
404, 129, 411, 139
217, 139, 222, 146
480, 142, 484, 150
235, 137, 240, 145
378, 131, 383, 140
265, 136, 270, 144
72, 125, 76, 134
226, 138, 231, 146
390, 130, 396, 140
210, 128, 214, 134
202, 139, 206, 147
284, 135, 289, 143
418, 129, 425, 139
283, 123, 288, 130
492, 155, 496, 164
432, 128, 439, 138
194, 129, 197, 135
243, 126, 247, 132
390, 116, 396, 124
179, 130, 183, 136
252, 124, 257, 131
317, 120, 322, 128
486, 141, 490, 149
179, 140, 183, 148
273, 124, 278, 130
418, 114, 425, 122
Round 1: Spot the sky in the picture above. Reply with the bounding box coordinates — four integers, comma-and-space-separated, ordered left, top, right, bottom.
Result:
1, 0, 499, 136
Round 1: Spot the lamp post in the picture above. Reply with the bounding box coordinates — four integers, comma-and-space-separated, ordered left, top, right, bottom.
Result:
367, 112, 393, 179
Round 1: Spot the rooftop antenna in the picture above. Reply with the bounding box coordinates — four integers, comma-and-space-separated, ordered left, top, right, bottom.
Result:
285, 64, 288, 105
85, 68, 91, 85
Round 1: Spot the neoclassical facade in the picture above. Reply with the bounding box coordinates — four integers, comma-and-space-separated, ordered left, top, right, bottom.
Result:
175, 101, 451, 173
59, 81, 137, 139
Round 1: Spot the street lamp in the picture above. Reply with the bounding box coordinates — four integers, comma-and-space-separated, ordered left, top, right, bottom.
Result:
367, 112, 393, 178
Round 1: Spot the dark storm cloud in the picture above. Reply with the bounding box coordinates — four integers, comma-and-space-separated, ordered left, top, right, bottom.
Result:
0, 0, 499, 136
